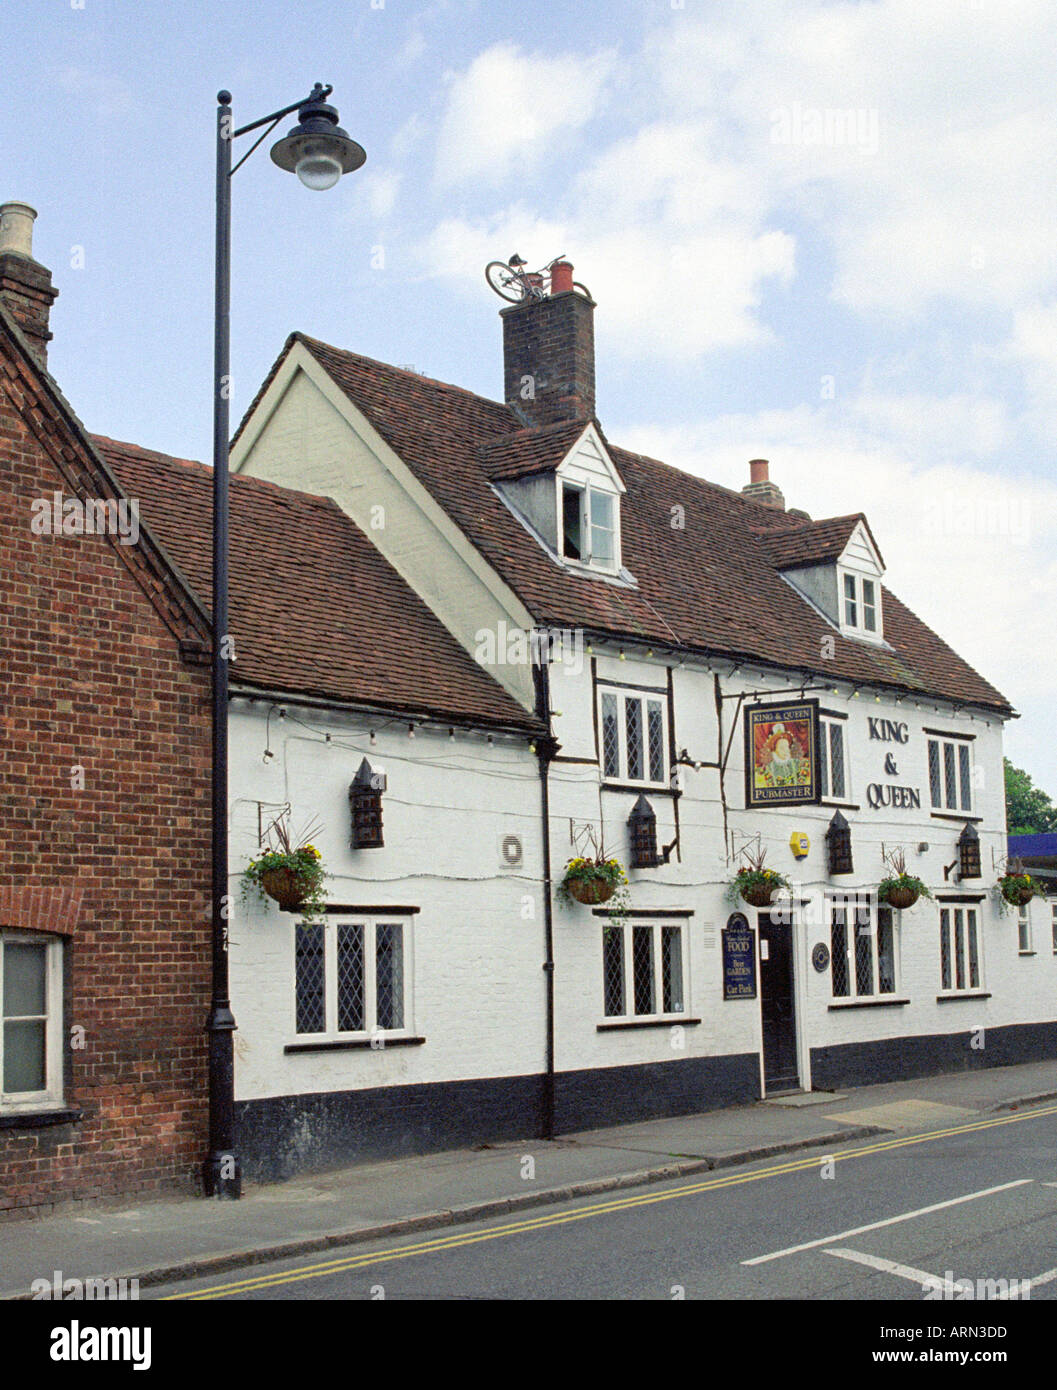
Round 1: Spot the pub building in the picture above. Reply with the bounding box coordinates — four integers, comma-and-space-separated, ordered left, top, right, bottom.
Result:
150, 253, 1046, 1176
79, 254, 1057, 1178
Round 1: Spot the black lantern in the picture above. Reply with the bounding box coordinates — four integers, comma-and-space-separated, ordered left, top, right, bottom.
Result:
628, 795, 659, 869
350, 757, 385, 849
958, 822, 981, 879
826, 810, 853, 875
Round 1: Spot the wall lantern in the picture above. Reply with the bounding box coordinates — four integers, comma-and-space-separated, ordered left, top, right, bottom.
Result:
957, 822, 981, 879
826, 810, 854, 876
350, 757, 386, 849
628, 796, 659, 869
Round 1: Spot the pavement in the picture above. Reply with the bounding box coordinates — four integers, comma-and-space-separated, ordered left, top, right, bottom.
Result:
2, 1058, 1056, 1300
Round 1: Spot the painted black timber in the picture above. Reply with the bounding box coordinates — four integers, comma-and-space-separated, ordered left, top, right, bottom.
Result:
810, 1020, 1057, 1090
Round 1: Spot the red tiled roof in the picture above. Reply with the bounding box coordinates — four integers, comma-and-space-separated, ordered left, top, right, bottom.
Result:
94, 435, 540, 731
234, 333, 1011, 715
752, 514, 884, 570
479, 419, 591, 481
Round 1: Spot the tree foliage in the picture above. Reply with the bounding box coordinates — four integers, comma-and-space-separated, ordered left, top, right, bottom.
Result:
1005, 759, 1057, 835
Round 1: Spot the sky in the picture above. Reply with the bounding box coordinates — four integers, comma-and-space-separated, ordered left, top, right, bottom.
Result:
4, 0, 1055, 795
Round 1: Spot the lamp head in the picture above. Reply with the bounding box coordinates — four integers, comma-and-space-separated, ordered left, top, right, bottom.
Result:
270, 84, 366, 190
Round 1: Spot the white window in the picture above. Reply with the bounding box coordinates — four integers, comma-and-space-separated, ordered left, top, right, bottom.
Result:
830, 897, 897, 999
840, 571, 882, 638
561, 482, 619, 571
294, 915, 412, 1039
1052, 901, 1057, 955
939, 906, 982, 993
1018, 903, 1033, 954
1, 932, 64, 1111
819, 717, 849, 801
928, 737, 973, 813
598, 687, 667, 785
602, 921, 687, 1019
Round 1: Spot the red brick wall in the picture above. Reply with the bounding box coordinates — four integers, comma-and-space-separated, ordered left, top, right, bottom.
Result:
0, 338, 213, 1218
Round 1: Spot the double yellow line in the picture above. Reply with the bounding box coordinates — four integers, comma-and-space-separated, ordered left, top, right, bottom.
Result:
164, 1101, 1057, 1299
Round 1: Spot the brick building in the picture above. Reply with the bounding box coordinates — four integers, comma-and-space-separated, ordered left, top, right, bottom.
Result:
0, 203, 214, 1217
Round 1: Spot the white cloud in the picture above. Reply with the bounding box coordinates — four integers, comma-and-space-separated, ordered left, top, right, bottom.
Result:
647, 0, 1057, 317
434, 43, 615, 187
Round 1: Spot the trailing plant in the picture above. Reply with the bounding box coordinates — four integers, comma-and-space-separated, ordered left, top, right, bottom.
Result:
242, 808, 328, 921
725, 845, 791, 906
996, 859, 1046, 910
876, 847, 934, 908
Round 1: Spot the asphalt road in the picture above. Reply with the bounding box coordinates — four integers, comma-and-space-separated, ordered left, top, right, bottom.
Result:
151, 1103, 1057, 1302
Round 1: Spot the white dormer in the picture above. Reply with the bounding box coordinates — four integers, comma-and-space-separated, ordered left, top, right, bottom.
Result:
765, 513, 887, 644
491, 421, 630, 580
556, 424, 625, 574
837, 519, 884, 642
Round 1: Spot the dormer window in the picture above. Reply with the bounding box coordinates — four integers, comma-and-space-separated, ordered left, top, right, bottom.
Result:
562, 482, 617, 570
488, 421, 626, 578
840, 570, 882, 639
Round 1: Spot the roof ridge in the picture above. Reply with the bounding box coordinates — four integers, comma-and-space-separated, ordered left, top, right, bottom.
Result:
297, 332, 515, 413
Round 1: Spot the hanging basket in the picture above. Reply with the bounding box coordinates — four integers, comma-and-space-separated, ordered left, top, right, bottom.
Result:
566, 877, 616, 906
259, 866, 309, 911
880, 884, 920, 910
740, 882, 778, 908
1001, 880, 1036, 907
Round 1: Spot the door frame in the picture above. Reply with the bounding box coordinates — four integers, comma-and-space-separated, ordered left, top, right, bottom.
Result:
756, 906, 808, 1097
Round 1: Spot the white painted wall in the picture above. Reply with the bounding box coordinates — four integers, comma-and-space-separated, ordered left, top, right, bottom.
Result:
229, 699, 545, 1102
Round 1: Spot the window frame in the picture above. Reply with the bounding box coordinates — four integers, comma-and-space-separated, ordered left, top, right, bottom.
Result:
559, 480, 621, 574
939, 905, 983, 994
828, 895, 899, 1001
597, 685, 669, 788
1017, 902, 1033, 955
292, 914, 414, 1043
0, 931, 64, 1112
927, 735, 973, 813
838, 568, 884, 640
601, 919, 689, 1022
1052, 901, 1057, 956
819, 716, 850, 802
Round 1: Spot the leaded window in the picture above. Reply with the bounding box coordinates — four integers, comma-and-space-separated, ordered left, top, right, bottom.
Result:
830, 897, 898, 1000
939, 907, 981, 992
602, 920, 687, 1020
294, 915, 412, 1038
928, 737, 973, 813
597, 687, 668, 786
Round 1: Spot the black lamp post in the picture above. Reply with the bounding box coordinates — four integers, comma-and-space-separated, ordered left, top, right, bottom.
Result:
203, 85, 365, 1199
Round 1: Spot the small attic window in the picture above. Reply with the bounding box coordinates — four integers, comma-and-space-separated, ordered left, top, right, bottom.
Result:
840, 571, 882, 640
561, 483, 618, 571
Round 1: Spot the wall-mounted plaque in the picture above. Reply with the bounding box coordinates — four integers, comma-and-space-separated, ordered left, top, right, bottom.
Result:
722, 912, 757, 1000
812, 942, 830, 973
744, 699, 821, 808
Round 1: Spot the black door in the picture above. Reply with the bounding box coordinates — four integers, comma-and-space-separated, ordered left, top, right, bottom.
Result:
759, 916, 798, 1093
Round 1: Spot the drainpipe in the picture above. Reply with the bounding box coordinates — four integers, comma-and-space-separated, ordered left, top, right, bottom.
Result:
532, 657, 561, 1141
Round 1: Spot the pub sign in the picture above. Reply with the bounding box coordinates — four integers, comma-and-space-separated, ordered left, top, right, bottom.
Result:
744, 699, 821, 809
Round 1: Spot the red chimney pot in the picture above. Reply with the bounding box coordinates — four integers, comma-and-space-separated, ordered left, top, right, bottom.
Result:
550, 260, 574, 295
749, 458, 769, 484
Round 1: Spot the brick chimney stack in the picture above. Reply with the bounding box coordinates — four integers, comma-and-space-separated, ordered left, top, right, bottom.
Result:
501, 261, 595, 427
0, 202, 58, 368
741, 458, 785, 511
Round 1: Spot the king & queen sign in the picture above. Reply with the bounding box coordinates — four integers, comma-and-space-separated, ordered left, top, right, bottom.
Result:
744, 698, 821, 809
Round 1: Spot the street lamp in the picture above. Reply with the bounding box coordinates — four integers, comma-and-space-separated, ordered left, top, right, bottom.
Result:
204, 85, 365, 1200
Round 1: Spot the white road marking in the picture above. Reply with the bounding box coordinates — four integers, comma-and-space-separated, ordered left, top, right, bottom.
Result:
742, 1179, 1034, 1265
824, 1246, 936, 1286
1028, 1268, 1057, 1292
